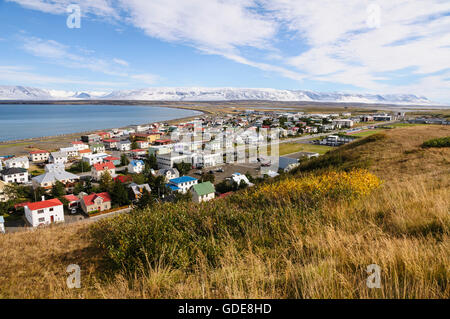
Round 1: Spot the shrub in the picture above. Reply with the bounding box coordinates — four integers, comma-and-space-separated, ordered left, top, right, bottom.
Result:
90, 169, 381, 273
422, 136, 450, 148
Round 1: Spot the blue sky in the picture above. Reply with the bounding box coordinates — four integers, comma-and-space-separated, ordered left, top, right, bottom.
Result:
0, 0, 449, 103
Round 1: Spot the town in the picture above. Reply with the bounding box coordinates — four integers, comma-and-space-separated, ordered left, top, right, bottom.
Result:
0, 108, 437, 233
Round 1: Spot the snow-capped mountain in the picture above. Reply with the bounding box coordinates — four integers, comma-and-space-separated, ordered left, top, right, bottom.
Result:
0, 85, 433, 105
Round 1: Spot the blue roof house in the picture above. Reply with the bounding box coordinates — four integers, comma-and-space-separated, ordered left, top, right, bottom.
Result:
167, 176, 198, 194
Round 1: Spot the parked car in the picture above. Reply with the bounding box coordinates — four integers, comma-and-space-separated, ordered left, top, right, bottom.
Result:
216, 168, 224, 172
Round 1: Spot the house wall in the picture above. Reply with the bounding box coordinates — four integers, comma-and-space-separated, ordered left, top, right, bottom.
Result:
2, 172, 29, 183
25, 204, 64, 227
192, 191, 215, 203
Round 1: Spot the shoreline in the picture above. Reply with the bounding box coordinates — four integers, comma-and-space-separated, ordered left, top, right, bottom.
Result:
0, 104, 209, 145
0, 104, 211, 156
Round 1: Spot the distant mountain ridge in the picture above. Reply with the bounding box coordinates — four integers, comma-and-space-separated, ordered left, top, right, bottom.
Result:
0, 85, 434, 105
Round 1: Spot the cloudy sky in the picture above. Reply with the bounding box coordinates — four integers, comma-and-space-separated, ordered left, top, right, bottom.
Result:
0, 0, 449, 103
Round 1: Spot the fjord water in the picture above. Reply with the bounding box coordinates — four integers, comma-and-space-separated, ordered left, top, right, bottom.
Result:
0, 104, 201, 142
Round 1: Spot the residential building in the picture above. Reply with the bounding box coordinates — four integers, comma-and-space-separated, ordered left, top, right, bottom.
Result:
156, 152, 192, 169
148, 145, 172, 156
24, 198, 64, 227
64, 194, 80, 210
31, 164, 80, 190
130, 149, 147, 156
167, 176, 198, 193
128, 183, 151, 201
192, 152, 223, 168
60, 147, 79, 158
127, 160, 145, 174
230, 173, 253, 187
91, 162, 116, 180
132, 132, 161, 143
103, 139, 120, 149
4, 156, 29, 169
103, 156, 121, 166
136, 140, 150, 149
118, 140, 131, 151
49, 151, 68, 165
29, 150, 50, 163
80, 192, 112, 214
156, 168, 180, 181
81, 153, 108, 166
90, 143, 106, 153
191, 181, 215, 203
0, 167, 29, 184
70, 141, 89, 151
81, 134, 100, 143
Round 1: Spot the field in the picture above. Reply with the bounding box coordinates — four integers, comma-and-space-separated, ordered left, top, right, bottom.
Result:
0, 125, 448, 298
347, 130, 381, 137
277, 142, 333, 155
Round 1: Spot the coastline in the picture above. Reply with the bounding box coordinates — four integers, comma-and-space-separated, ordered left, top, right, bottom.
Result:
0, 104, 210, 156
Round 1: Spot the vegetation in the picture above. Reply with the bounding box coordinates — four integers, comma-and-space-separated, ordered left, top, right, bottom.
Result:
174, 161, 192, 176
422, 136, 450, 148
68, 161, 90, 173
120, 154, 129, 166
0, 125, 448, 298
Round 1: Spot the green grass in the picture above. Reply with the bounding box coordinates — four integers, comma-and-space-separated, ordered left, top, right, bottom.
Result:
347, 130, 382, 137
276, 143, 333, 155
0, 142, 30, 149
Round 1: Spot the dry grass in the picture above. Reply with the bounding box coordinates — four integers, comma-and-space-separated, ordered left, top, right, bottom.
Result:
0, 125, 448, 299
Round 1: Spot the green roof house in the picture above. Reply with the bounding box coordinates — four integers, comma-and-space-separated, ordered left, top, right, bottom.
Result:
191, 181, 215, 203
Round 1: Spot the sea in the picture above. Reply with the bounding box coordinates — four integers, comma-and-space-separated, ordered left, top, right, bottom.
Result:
0, 104, 202, 142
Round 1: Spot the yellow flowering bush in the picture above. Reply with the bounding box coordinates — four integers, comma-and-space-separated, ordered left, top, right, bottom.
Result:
245, 169, 381, 208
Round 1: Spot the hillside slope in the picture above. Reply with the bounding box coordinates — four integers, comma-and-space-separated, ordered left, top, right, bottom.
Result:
0, 125, 448, 298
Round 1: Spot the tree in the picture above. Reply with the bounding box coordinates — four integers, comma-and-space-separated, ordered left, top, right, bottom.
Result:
131, 140, 139, 150
84, 179, 93, 194
201, 172, 215, 183
51, 181, 66, 198
245, 171, 255, 183
111, 180, 130, 207
216, 180, 233, 194
173, 191, 192, 203
132, 173, 146, 185
73, 182, 84, 195
136, 190, 154, 209
238, 180, 248, 190
69, 161, 90, 173
145, 154, 158, 170
99, 171, 113, 193
148, 174, 168, 198
174, 161, 191, 176
120, 154, 129, 166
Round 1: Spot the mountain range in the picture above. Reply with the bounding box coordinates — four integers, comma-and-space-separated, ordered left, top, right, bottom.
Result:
0, 85, 434, 105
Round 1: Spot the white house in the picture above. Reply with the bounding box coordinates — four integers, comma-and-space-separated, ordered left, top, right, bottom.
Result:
157, 152, 193, 169
230, 173, 253, 187
167, 176, 198, 194
0, 167, 29, 184
71, 141, 89, 151
59, 147, 79, 158
192, 152, 223, 168
32, 164, 80, 190
156, 168, 180, 181
332, 119, 354, 128
24, 197, 65, 227
82, 152, 108, 166
29, 150, 50, 163
118, 140, 131, 151
4, 156, 29, 169
49, 151, 68, 165
127, 160, 145, 174
191, 181, 215, 203
90, 143, 106, 153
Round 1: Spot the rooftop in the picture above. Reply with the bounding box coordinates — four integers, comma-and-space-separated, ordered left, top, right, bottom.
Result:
169, 176, 198, 184
192, 181, 215, 196
26, 198, 63, 211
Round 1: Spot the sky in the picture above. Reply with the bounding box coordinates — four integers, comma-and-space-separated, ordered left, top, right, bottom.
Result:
0, 0, 449, 103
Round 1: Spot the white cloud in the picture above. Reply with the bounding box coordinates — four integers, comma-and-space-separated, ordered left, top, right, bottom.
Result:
113, 58, 129, 67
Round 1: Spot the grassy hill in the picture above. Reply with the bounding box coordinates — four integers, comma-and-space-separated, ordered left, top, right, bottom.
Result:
0, 125, 448, 298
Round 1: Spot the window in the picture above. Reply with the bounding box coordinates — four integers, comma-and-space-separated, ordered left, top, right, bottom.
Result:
49, 208, 54, 212
38, 218, 45, 222
38, 209, 44, 214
